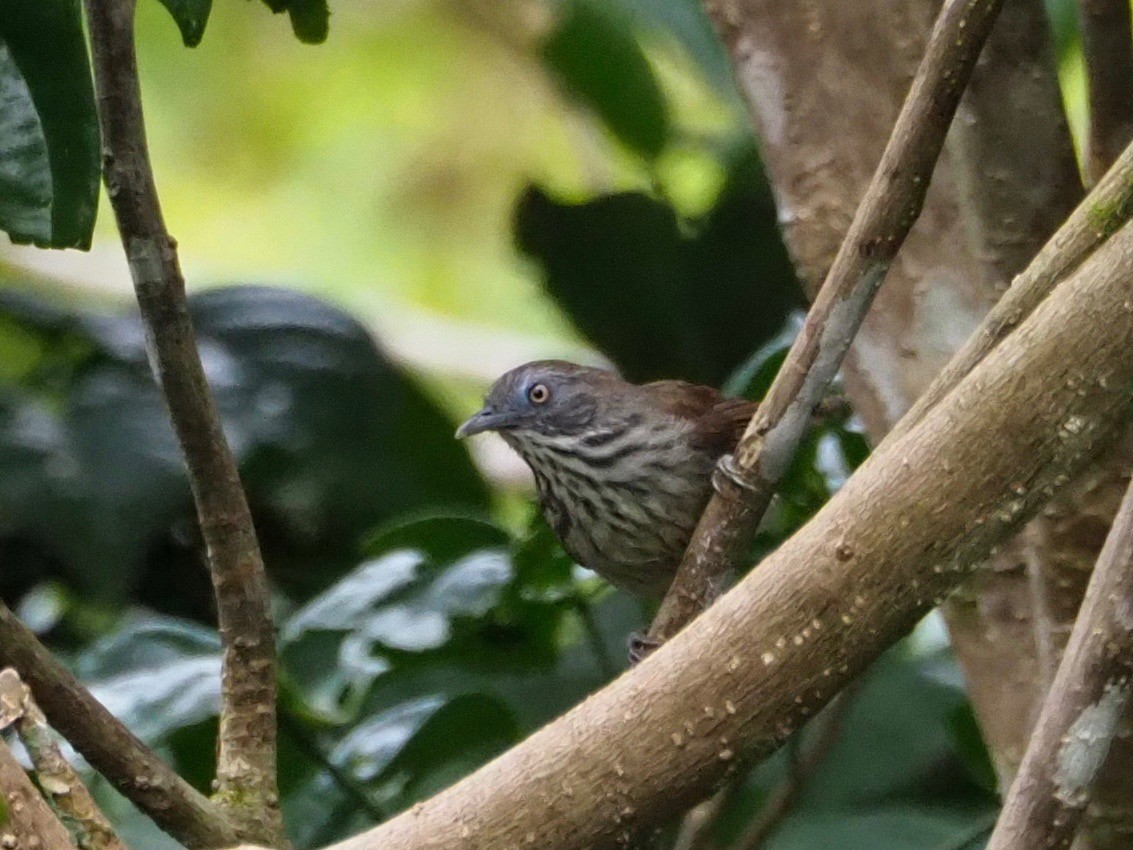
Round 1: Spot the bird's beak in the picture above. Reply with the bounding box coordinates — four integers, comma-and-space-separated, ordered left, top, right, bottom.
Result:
455, 407, 512, 439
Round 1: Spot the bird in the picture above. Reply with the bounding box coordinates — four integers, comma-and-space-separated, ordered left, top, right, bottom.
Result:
456, 360, 756, 599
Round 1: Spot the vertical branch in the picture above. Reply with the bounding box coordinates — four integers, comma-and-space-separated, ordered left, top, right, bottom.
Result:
646, 0, 1006, 645
0, 736, 78, 850
82, 0, 282, 841
0, 669, 127, 850
1079, 0, 1133, 184
987, 474, 1133, 850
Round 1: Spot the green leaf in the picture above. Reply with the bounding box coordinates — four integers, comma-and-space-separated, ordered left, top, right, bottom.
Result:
0, 0, 100, 249
607, 0, 739, 99
74, 615, 222, 743
154, 0, 213, 47
259, 0, 329, 44
516, 145, 800, 385
946, 703, 998, 794
334, 693, 519, 808
543, 0, 670, 161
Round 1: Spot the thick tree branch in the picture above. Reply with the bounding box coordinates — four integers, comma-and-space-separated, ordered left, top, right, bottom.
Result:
82, 0, 281, 841
1079, 0, 1133, 184
322, 214, 1133, 850
0, 736, 77, 850
0, 668, 126, 850
987, 473, 1133, 849
0, 603, 243, 847
645, 0, 1006, 646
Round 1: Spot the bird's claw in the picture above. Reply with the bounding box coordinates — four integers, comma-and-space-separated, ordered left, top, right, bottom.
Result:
628, 631, 661, 666
712, 453, 760, 496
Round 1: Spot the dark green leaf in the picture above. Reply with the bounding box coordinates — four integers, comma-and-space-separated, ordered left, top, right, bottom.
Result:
259, 0, 329, 44
155, 0, 213, 47
946, 703, 998, 794
0, 0, 100, 248
543, 0, 669, 160
516, 145, 800, 385
0, 286, 490, 606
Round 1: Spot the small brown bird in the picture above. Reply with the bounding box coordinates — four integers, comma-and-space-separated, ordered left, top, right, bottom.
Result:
456, 360, 755, 598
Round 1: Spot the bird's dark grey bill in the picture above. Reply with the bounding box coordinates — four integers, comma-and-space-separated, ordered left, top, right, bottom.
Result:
455, 408, 514, 439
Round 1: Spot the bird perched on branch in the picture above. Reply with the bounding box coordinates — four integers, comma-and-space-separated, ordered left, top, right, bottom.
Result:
456, 360, 756, 598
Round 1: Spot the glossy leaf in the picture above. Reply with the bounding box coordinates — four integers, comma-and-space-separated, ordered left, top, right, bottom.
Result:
74, 616, 221, 743
0, 286, 489, 605
155, 0, 213, 47
543, 0, 669, 161
0, 0, 99, 248
516, 145, 800, 385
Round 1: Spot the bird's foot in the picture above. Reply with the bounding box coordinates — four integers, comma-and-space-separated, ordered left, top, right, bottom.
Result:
627, 631, 661, 666
712, 453, 761, 496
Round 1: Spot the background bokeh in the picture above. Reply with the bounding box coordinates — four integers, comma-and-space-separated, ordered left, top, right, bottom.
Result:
0, 0, 1090, 847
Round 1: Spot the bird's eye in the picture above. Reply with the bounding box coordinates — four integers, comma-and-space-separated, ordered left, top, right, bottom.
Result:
527, 383, 550, 405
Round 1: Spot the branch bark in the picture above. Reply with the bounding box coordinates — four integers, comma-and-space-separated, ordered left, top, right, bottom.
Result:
0, 668, 126, 850
1079, 0, 1133, 184
321, 214, 1133, 850
0, 736, 77, 850
0, 602, 243, 847
646, 0, 1007, 646
987, 473, 1133, 850
82, 0, 281, 841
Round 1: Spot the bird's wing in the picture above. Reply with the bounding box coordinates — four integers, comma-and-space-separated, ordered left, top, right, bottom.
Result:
642, 380, 756, 454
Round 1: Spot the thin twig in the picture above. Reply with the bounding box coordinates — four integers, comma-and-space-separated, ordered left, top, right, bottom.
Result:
645, 0, 1007, 646
730, 689, 856, 850
0, 735, 79, 850
83, 0, 282, 841
671, 791, 726, 850
0, 668, 126, 850
0, 602, 243, 847
881, 138, 1133, 450
987, 474, 1133, 850
1079, 0, 1133, 184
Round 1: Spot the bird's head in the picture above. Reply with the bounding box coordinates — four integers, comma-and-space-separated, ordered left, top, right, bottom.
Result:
455, 360, 623, 442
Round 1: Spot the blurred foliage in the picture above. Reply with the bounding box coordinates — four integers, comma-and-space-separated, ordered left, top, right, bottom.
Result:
0, 285, 488, 610
543, 0, 671, 161
516, 142, 800, 385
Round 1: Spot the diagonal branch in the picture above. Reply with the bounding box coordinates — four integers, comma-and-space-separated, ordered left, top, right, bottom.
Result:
1079, 0, 1133, 185
0, 668, 126, 850
0, 735, 77, 850
322, 208, 1133, 850
987, 473, 1133, 849
645, 0, 1006, 646
82, 0, 282, 841
0, 602, 243, 847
